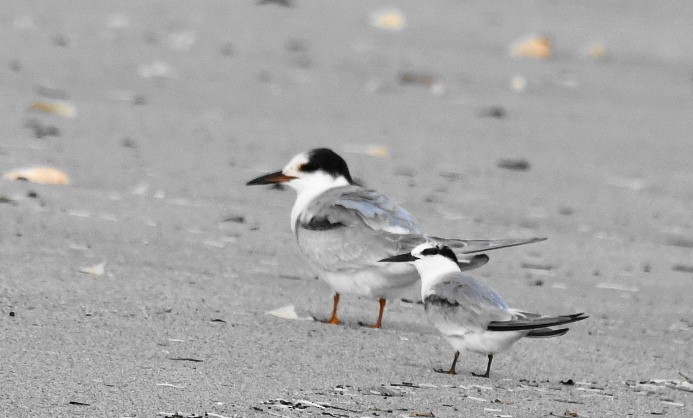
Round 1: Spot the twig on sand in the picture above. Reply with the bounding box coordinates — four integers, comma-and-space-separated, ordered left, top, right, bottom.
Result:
679, 371, 692, 382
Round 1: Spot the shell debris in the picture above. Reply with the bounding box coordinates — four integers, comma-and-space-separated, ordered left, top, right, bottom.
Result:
3, 166, 71, 185
511, 34, 552, 59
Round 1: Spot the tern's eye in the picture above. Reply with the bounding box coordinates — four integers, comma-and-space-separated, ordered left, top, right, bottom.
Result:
298, 162, 316, 173
421, 248, 441, 256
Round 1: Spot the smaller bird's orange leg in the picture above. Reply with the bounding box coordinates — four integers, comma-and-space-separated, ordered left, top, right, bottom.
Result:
371, 298, 387, 329
326, 293, 342, 325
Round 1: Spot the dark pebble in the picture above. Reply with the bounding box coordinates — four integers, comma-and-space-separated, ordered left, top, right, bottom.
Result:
223, 215, 245, 224
132, 94, 147, 105
497, 158, 531, 171
399, 72, 438, 86
121, 137, 137, 148
667, 238, 693, 248
24, 119, 61, 139
257, 0, 292, 6
9, 60, 22, 72
672, 264, 693, 274
220, 42, 235, 57
558, 206, 575, 216
52, 34, 70, 47
481, 106, 506, 118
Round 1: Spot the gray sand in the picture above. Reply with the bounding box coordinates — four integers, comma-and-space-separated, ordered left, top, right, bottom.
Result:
1, 1, 692, 417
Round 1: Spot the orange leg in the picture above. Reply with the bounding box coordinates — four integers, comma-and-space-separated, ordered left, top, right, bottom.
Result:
371, 298, 387, 329
326, 293, 341, 325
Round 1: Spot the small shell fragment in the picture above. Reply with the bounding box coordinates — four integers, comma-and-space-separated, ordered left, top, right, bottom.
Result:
596, 283, 639, 292
265, 305, 313, 321
366, 145, 389, 158
511, 34, 552, 59
370, 9, 406, 31
79, 262, 106, 276
29, 100, 77, 118
3, 166, 70, 185
510, 74, 528, 92
586, 43, 607, 59
138, 61, 176, 79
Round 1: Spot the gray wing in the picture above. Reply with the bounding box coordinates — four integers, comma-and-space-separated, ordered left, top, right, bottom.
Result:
333, 186, 422, 235
295, 186, 423, 272
430, 236, 547, 254
424, 273, 513, 333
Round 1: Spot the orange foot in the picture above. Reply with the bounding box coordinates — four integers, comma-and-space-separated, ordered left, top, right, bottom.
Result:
326, 316, 342, 325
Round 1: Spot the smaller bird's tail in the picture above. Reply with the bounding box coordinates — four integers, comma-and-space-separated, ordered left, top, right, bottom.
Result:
526, 327, 569, 338
487, 312, 588, 332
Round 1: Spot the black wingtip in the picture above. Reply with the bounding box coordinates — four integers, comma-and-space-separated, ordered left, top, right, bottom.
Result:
526, 327, 570, 338
487, 312, 589, 332
457, 254, 489, 272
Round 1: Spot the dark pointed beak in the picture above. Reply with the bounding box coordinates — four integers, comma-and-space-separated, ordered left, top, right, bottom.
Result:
379, 253, 418, 263
246, 171, 296, 186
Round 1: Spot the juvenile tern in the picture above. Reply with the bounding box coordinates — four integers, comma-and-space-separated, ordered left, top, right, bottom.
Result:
247, 148, 545, 328
381, 243, 588, 377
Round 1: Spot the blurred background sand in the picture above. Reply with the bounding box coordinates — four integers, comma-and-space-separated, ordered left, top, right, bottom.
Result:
1, 1, 692, 417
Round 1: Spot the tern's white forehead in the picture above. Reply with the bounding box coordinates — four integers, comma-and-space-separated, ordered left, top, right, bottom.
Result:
282, 152, 310, 177
412, 242, 437, 257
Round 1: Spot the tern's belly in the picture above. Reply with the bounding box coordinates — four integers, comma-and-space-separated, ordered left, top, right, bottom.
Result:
320, 263, 419, 299
443, 330, 525, 355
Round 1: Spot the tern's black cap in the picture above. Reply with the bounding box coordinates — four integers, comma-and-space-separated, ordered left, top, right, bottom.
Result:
301, 148, 353, 184
421, 245, 459, 263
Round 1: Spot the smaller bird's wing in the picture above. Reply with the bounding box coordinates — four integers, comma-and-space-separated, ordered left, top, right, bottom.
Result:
425, 273, 513, 333
487, 312, 588, 331
429, 236, 547, 254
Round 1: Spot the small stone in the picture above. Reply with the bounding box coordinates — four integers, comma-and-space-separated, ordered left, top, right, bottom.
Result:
481, 106, 506, 119
132, 94, 147, 105
497, 158, 531, 171
9, 60, 22, 72
257, 0, 292, 6
559, 206, 575, 216
220, 42, 235, 57
672, 264, 693, 274
121, 137, 137, 148
52, 34, 70, 47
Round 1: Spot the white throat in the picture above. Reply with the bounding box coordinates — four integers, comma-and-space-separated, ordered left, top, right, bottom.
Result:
415, 255, 461, 301
289, 173, 349, 231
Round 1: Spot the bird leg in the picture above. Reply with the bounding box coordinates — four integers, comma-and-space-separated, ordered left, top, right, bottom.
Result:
370, 298, 387, 329
472, 354, 493, 378
359, 298, 387, 328
326, 293, 342, 325
434, 351, 460, 375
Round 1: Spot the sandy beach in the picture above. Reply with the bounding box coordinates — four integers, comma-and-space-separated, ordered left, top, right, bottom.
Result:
1, 1, 692, 417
